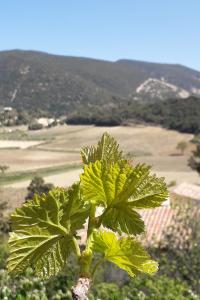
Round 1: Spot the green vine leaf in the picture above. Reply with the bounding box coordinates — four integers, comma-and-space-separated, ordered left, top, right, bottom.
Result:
92, 230, 158, 277
81, 132, 124, 165
81, 161, 168, 235
118, 164, 169, 209
101, 205, 145, 235
7, 186, 89, 278
62, 183, 90, 232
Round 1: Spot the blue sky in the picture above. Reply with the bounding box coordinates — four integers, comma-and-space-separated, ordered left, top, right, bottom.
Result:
0, 0, 200, 70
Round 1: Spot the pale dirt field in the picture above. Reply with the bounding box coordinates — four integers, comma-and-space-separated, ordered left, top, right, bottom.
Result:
1, 125, 199, 190
0, 187, 27, 213
0, 140, 43, 149
0, 149, 80, 172
6, 169, 82, 188
156, 171, 199, 185
36, 125, 194, 155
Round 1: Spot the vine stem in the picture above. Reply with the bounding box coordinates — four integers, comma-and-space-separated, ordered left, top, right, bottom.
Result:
96, 207, 111, 227
71, 204, 96, 300
72, 237, 81, 257
91, 257, 105, 277
71, 277, 92, 300
85, 204, 96, 253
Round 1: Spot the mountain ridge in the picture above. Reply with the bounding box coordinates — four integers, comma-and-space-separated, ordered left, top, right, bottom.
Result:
0, 50, 200, 115
3, 49, 199, 71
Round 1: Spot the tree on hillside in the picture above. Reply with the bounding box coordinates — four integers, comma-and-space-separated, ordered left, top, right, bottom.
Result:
0, 198, 10, 235
7, 133, 168, 299
0, 165, 9, 175
188, 144, 200, 175
25, 176, 54, 201
176, 141, 187, 155
28, 122, 43, 131
191, 134, 200, 144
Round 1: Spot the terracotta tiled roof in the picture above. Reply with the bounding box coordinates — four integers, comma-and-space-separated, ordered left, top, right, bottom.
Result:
172, 182, 200, 201
140, 206, 173, 244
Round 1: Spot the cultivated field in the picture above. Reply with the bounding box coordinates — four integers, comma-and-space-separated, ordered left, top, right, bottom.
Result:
0, 140, 43, 149
0, 125, 199, 195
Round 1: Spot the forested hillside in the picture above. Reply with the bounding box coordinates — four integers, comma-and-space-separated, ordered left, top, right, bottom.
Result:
67, 96, 200, 134
1, 50, 200, 116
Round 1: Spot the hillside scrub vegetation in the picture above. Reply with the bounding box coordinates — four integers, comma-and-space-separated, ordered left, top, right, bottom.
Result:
1, 50, 200, 116
1, 50, 200, 135
1, 95, 200, 134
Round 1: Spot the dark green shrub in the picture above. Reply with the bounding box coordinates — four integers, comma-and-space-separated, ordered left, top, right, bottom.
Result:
28, 122, 43, 130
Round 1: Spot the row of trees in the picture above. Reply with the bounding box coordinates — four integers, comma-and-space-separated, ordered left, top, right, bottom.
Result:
67, 96, 200, 134
1, 96, 200, 135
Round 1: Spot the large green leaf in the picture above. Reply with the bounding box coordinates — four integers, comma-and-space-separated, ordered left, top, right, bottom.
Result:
8, 186, 89, 278
81, 161, 168, 235
81, 132, 123, 165
62, 183, 90, 232
92, 230, 158, 277
101, 205, 144, 235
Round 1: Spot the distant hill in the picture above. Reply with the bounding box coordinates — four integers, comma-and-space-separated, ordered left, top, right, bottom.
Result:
0, 50, 200, 115
116, 59, 200, 94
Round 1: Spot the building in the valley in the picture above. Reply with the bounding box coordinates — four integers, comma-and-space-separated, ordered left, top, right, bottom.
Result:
36, 117, 56, 127
3, 107, 13, 112
171, 182, 200, 205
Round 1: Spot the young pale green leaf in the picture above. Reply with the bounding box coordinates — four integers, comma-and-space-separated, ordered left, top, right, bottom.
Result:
81, 132, 123, 165
8, 186, 88, 278
81, 161, 168, 235
81, 161, 144, 234
92, 230, 158, 277
81, 160, 122, 206
119, 164, 169, 209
